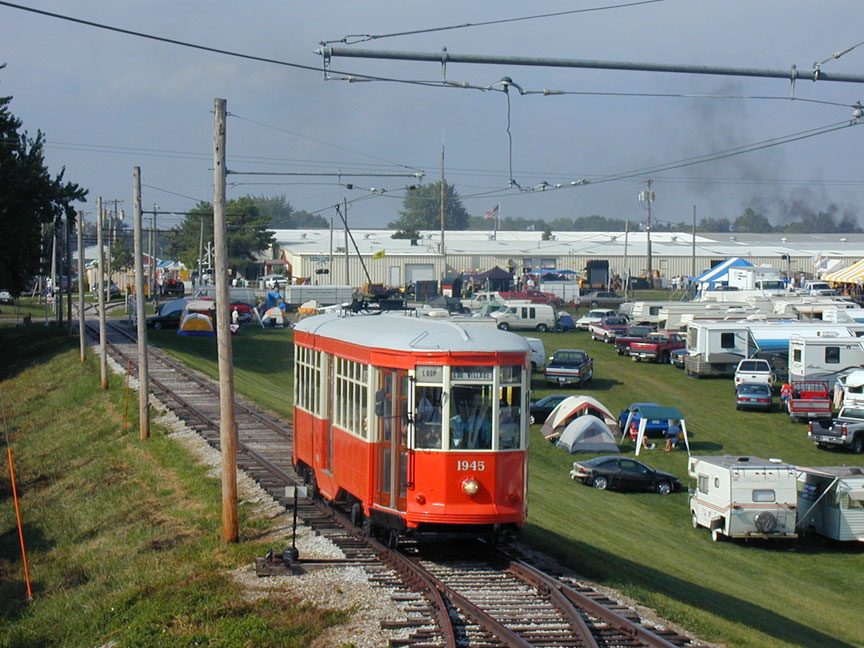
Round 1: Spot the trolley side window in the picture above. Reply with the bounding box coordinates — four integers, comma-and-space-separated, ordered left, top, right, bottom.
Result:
415, 385, 443, 449
294, 344, 321, 416
334, 357, 369, 439
499, 365, 523, 450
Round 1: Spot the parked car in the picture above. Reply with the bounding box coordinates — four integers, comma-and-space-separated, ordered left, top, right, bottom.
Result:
261, 274, 289, 289
525, 337, 546, 372
589, 315, 630, 343
529, 394, 570, 425
146, 310, 182, 329
92, 280, 122, 300
575, 308, 617, 330
670, 347, 687, 368
160, 279, 185, 297
613, 325, 655, 356
544, 349, 593, 387
582, 291, 625, 308
618, 403, 671, 438
735, 382, 774, 411
570, 456, 681, 495
734, 359, 776, 388
0, 289, 15, 305
630, 332, 686, 363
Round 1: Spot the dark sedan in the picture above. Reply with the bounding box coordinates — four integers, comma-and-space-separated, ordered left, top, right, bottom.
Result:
569, 456, 681, 495
529, 394, 569, 425
146, 310, 182, 330
582, 291, 625, 308
735, 382, 773, 412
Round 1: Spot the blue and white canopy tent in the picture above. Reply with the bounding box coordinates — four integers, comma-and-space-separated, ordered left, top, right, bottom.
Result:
694, 257, 754, 290
620, 404, 690, 456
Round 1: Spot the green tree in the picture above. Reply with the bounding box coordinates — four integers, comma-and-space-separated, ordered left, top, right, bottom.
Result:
0, 72, 87, 293
696, 217, 732, 232
164, 198, 274, 272
109, 235, 134, 271
253, 194, 327, 228
733, 208, 773, 233
389, 181, 470, 231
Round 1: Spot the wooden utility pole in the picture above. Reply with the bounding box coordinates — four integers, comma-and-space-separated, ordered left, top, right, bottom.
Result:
197, 214, 204, 289
623, 219, 630, 299
66, 216, 73, 333
644, 179, 654, 280
133, 168, 150, 440
213, 98, 238, 544
97, 197, 108, 390
77, 213, 86, 362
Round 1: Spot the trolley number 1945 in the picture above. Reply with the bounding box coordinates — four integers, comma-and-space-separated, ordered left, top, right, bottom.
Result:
456, 460, 486, 471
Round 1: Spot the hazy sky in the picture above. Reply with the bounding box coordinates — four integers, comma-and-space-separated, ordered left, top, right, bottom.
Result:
2, 1, 863, 232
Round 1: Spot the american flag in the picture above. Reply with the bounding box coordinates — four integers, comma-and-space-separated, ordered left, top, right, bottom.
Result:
484, 203, 500, 220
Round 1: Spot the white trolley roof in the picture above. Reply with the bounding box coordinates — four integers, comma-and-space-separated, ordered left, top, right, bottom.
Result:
294, 312, 531, 354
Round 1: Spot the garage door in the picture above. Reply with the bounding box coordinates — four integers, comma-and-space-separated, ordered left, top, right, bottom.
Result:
405, 264, 435, 283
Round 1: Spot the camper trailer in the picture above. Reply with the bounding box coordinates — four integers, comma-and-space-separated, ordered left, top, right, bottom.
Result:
787, 335, 864, 383
726, 266, 785, 292
689, 455, 798, 542
657, 301, 759, 331
797, 466, 864, 542
627, 301, 688, 326
685, 320, 864, 378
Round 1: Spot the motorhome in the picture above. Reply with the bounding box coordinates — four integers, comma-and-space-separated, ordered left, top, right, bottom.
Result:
787, 334, 864, 383
657, 301, 758, 331
797, 466, 864, 542
684, 320, 864, 378
626, 301, 688, 326
772, 296, 857, 320
689, 455, 798, 542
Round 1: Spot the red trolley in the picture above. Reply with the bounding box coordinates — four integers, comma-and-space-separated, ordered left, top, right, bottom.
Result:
293, 311, 531, 544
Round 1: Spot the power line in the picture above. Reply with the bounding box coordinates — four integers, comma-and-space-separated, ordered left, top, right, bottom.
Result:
321, 0, 670, 45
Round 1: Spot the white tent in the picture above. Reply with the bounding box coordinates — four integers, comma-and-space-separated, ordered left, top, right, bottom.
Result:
540, 395, 617, 441
555, 416, 619, 454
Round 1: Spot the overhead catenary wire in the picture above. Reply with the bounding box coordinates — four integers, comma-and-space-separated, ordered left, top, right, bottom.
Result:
320, 0, 670, 44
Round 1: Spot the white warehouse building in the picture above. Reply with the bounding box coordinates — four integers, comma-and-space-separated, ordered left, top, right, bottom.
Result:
271, 229, 864, 288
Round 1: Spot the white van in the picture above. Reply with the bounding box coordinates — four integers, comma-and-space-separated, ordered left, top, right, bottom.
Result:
491, 303, 557, 332
525, 337, 546, 372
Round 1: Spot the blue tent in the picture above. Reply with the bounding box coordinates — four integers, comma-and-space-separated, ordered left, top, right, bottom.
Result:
695, 257, 753, 289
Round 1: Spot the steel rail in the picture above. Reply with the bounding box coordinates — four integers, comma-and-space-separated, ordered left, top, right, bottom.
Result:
506, 559, 600, 648
508, 557, 680, 648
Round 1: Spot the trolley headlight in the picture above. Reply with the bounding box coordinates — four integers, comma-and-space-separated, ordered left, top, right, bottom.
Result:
461, 478, 480, 497
415, 493, 426, 505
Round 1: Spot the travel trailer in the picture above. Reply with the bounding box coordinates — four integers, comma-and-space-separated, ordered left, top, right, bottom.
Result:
689, 455, 798, 542
626, 301, 688, 326
797, 466, 864, 542
684, 320, 864, 378
787, 334, 864, 383
726, 266, 786, 293
657, 301, 759, 331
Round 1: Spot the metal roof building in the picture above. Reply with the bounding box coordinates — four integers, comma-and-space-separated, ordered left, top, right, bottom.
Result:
273, 229, 864, 288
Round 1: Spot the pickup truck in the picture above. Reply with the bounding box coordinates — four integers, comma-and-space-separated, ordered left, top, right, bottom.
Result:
614, 325, 654, 355
808, 407, 864, 453
734, 359, 776, 388
589, 315, 630, 343
544, 349, 593, 387
786, 381, 831, 423
629, 332, 685, 363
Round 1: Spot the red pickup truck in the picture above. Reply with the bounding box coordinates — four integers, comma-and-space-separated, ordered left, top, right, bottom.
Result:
629, 332, 686, 363
614, 325, 655, 356
787, 381, 831, 423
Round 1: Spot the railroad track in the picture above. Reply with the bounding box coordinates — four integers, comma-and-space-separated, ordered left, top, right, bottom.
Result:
85, 318, 698, 648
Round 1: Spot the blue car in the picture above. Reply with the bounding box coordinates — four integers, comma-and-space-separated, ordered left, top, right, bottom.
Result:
618, 403, 671, 439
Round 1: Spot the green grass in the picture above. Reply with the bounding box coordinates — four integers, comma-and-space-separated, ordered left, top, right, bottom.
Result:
525, 328, 864, 647
116, 318, 864, 646
0, 328, 345, 647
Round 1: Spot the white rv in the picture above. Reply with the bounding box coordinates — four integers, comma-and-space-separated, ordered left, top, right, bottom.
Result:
787, 334, 864, 383
657, 301, 758, 331
685, 320, 864, 378
689, 455, 798, 542
727, 266, 785, 293
626, 301, 687, 325
797, 466, 864, 542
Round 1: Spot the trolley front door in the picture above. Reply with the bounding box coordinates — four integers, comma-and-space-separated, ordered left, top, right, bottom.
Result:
374, 368, 410, 512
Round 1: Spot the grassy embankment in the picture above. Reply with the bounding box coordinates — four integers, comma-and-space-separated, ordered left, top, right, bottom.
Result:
0, 326, 345, 647
147, 305, 863, 648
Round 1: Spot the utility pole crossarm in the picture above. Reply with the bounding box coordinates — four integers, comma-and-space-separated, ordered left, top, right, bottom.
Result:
319, 47, 864, 85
